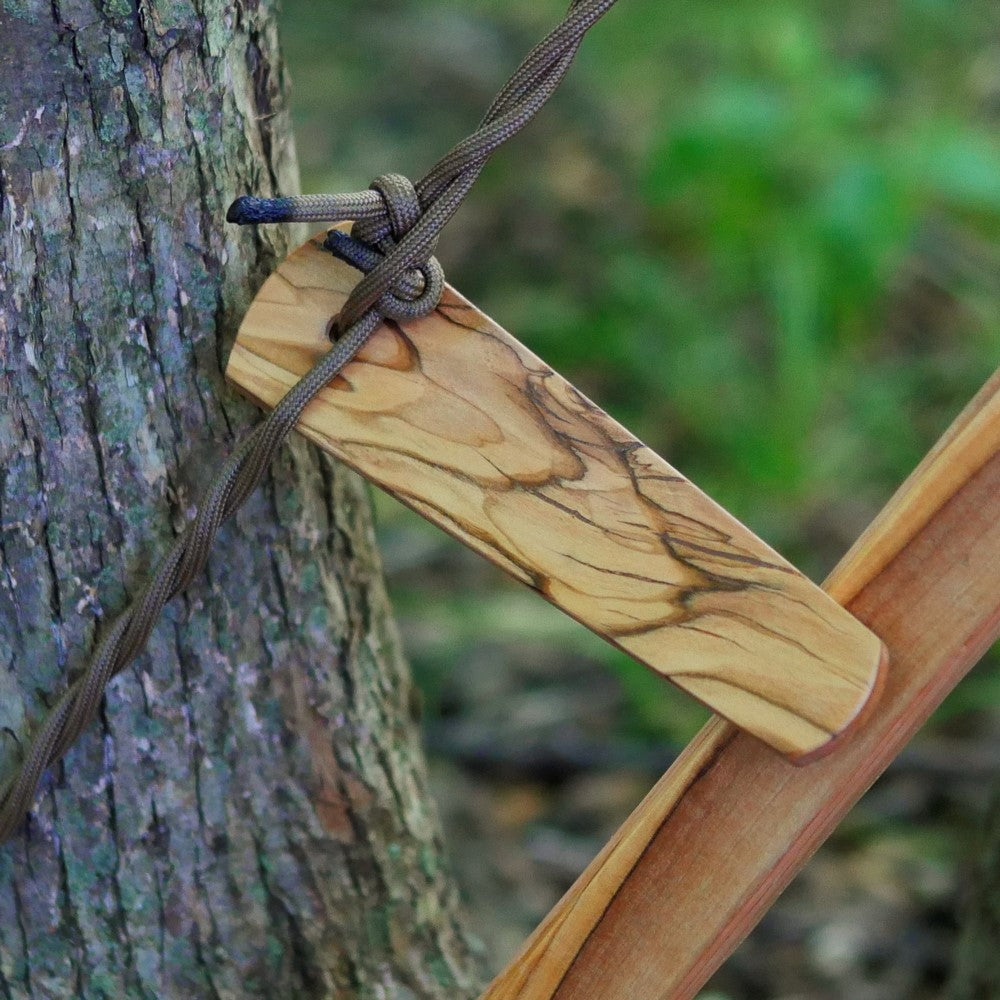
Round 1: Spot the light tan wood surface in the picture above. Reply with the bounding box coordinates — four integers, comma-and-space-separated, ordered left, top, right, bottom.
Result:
480, 369, 1000, 1000
227, 232, 885, 760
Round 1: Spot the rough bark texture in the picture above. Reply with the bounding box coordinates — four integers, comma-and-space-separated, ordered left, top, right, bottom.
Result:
0, 2, 481, 997
947, 787, 1000, 1000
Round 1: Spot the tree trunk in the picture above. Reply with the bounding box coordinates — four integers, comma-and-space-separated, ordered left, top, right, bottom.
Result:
0, 3, 480, 997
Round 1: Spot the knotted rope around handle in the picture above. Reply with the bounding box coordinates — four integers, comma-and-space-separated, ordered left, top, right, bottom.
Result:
0, 0, 620, 844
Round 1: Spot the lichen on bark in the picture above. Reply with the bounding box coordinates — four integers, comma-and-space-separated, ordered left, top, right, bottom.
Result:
0, 2, 481, 997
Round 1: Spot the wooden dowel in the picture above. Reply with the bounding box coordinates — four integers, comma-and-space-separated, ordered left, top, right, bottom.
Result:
481, 369, 1000, 1000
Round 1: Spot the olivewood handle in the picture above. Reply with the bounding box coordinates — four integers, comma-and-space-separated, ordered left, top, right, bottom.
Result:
226, 233, 886, 759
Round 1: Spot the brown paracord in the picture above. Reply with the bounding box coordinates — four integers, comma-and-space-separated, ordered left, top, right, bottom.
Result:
0, 0, 621, 843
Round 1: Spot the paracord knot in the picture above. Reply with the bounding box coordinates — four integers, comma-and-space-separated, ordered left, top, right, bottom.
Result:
351, 172, 444, 326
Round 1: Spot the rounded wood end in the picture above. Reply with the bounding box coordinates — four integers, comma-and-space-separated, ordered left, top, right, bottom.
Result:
789, 640, 891, 766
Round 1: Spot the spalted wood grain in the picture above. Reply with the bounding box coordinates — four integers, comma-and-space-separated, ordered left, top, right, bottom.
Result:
480, 369, 1000, 1000
227, 233, 885, 759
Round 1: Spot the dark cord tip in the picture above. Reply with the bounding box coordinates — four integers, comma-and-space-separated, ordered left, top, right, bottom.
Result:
226, 195, 254, 224
226, 195, 291, 225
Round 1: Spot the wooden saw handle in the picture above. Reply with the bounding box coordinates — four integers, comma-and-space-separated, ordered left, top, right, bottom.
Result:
226, 232, 886, 759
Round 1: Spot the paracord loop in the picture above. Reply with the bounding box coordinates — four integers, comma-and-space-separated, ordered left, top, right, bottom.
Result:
333, 172, 445, 332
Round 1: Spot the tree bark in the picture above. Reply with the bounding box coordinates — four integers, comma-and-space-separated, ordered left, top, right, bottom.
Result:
0, 2, 480, 998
